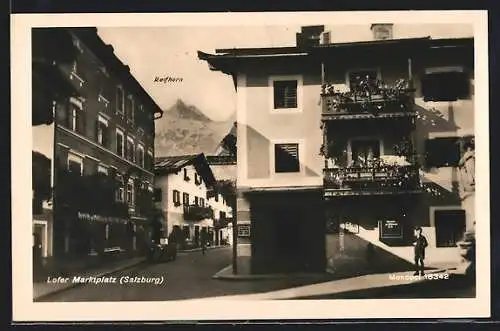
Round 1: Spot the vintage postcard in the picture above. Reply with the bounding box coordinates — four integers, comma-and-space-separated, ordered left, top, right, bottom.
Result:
11, 10, 490, 321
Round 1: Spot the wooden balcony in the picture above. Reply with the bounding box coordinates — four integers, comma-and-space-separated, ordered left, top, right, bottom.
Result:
183, 205, 214, 221
323, 165, 421, 197
321, 81, 415, 121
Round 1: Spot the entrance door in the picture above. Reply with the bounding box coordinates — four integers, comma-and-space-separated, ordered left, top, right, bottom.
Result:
274, 207, 304, 272
435, 209, 466, 247
33, 223, 45, 259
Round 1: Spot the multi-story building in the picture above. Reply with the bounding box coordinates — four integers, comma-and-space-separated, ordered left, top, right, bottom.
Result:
206, 155, 236, 245
199, 24, 475, 274
154, 154, 218, 248
32, 29, 85, 262
33, 27, 163, 260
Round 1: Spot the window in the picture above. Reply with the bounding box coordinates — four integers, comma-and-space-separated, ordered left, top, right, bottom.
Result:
126, 137, 135, 163
172, 190, 181, 206
274, 143, 300, 173
273, 80, 298, 109
126, 95, 135, 124
96, 115, 110, 148
116, 129, 124, 157
425, 137, 461, 168
435, 209, 466, 247
194, 173, 202, 185
215, 194, 219, 202
183, 168, 190, 181
116, 86, 124, 115
115, 175, 124, 202
97, 164, 108, 175
194, 196, 199, 206
220, 211, 226, 220
351, 139, 380, 167
153, 188, 162, 202
421, 69, 470, 102
137, 144, 145, 168
126, 179, 135, 205
65, 98, 86, 135
67, 153, 83, 176
238, 224, 251, 237
182, 192, 189, 205
199, 198, 205, 207
348, 70, 378, 91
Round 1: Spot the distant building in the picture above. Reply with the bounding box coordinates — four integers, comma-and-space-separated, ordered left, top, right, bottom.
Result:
154, 154, 221, 247
206, 155, 237, 245
199, 24, 474, 274
32, 27, 163, 260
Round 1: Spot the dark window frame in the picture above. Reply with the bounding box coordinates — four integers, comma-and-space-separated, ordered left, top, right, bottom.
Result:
421, 70, 470, 102
182, 192, 189, 205
425, 137, 461, 168
274, 143, 300, 173
273, 80, 298, 109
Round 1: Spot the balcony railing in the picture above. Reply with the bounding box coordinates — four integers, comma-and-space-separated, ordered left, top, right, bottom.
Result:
321, 79, 415, 119
323, 165, 421, 196
183, 205, 214, 221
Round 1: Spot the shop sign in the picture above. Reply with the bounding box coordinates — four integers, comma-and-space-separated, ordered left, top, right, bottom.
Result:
379, 219, 403, 239
78, 212, 129, 224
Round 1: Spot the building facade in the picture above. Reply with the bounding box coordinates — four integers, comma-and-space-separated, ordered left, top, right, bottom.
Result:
33, 27, 163, 260
199, 24, 475, 274
206, 155, 236, 245
154, 154, 219, 248
32, 29, 80, 261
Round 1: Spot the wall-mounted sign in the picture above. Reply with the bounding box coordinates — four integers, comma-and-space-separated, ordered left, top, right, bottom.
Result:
379, 219, 403, 239
237, 224, 251, 237
78, 212, 129, 224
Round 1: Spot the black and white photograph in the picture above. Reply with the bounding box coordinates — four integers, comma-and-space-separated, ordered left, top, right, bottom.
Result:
12, 11, 490, 321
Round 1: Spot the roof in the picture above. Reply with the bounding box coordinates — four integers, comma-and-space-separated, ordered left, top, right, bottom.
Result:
154, 153, 216, 186
198, 36, 474, 73
68, 28, 163, 118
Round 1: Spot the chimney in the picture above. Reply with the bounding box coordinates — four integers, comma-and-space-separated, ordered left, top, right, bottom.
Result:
296, 25, 325, 48
370, 24, 393, 40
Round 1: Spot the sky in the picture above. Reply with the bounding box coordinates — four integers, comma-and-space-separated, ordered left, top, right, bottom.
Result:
97, 24, 473, 122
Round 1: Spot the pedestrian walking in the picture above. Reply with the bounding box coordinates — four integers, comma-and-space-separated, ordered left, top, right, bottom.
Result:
413, 226, 428, 276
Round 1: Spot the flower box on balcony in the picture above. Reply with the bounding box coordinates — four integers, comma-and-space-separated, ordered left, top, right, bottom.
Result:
321, 79, 415, 118
323, 164, 421, 194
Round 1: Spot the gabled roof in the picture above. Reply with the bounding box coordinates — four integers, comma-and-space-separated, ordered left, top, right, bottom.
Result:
154, 153, 216, 186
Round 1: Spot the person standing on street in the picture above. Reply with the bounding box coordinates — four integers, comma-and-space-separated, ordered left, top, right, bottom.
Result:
201, 230, 207, 256
413, 227, 428, 276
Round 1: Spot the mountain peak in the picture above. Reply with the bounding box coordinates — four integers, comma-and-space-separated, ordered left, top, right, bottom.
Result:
166, 99, 212, 122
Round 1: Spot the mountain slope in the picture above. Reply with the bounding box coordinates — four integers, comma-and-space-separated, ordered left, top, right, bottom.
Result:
154, 99, 234, 157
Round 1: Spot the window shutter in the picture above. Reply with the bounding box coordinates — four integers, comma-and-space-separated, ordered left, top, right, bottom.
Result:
275, 143, 300, 173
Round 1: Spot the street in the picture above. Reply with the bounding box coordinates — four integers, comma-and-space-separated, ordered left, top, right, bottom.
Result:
39, 247, 334, 301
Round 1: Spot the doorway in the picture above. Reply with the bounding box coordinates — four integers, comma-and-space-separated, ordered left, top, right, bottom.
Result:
33, 222, 46, 259
273, 207, 304, 272
351, 139, 380, 166
434, 209, 466, 247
